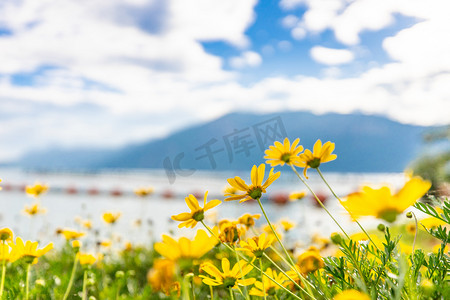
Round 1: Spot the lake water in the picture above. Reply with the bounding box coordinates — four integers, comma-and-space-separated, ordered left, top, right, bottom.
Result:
0, 168, 409, 250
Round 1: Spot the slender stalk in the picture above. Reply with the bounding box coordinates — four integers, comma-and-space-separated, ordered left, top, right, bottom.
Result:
411, 212, 418, 254
255, 198, 293, 266
201, 221, 303, 300
82, 270, 88, 300
259, 259, 267, 300
256, 197, 315, 298
62, 255, 78, 300
209, 285, 214, 300
191, 278, 196, 300
316, 168, 380, 251
290, 164, 350, 239
229, 287, 235, 300
232, 246, 250, 300
268, 245, 316, 293
263, 253, 315, 299
236, 286, 246, 298
25, 263, 31, 300
115, 279, 122, 300
0, 241, 6, 298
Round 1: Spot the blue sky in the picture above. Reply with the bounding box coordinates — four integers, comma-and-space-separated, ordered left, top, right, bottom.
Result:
0, 0, 449, 162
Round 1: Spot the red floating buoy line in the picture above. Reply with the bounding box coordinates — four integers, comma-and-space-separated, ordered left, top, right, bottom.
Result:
0, 182, 330, 205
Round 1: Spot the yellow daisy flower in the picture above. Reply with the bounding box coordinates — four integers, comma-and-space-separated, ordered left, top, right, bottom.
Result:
0, 228, 13, 242
280, 219, 295, 232
218, 222, 245, 244
98, 240, 112, 248
333, 289, 371, 300
147, 258, 178, 296
72, 240, 82, 249
222, 185, 241, 196
341, 176, 431, 222
289, 191, 307, 201
171, 191, 221, 228
225, 164, 280, 202
25, 183, 48, 197
23, 202, 46, 216
102, 212, 121, 224
237, 233, 274, 258
296, 247, 324, 275
249, 267, 287, 297
9, 237, 53, 264
154, 229, 216, 262
298, 139, 337, 178
134, 187, 154, 197
200, 258, 255, 288
238, 213, 261, 228
0, 244, 12, 262
264, 137, 305, 167
75, 217, 93, 229
59, 228, 85, 240
77, 253, 96, 265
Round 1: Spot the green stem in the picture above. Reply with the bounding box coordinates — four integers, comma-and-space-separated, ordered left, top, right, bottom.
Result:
209, 285, 214, 300
290, 164, 350, 239
268, 245, 316, 294
259, 259, 267, 300
411, 212, 418, 254
82, 270, 88, 300
115, 280, 122, 300
256, 197, 316, 299
236, 286, 246, 298
191, 277, 196, 300
0, 241, 6, 298
182, 273, 193, 300
316, 168, 380, 250
263, 253, 314, 299
201, 221, 303, 300
62, 255, 78, 300
256, 198, 293, 265
25, 263, 31, 300
229, 287, 235, 300
232, 246, 250, 300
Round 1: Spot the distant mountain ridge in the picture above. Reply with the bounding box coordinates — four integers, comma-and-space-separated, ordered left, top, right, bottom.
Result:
16, 111, 433, 172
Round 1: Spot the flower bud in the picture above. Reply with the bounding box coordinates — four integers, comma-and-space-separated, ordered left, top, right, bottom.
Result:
115, 271, 125, 279
330, 232, 342, 245
406, 212, 413, 218
377, 224, 386, 232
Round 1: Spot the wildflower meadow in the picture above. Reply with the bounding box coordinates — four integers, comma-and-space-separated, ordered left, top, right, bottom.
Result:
0, 138, 449, 299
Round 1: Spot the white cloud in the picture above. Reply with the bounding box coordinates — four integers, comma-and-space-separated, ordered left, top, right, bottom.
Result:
167, 0, 258, 48
279, 0, 307, 10
277, 40, 292, 52
0, 0, 450, 162
229, 51, 262, 69
310, 46, 355, 65
280, 0, 450, 46
291, 26, 306, 40
281, 14, 299, 28
321, 67, 342, 78
261, 45, 275, 56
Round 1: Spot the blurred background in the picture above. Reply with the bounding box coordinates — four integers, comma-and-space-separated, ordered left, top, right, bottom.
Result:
0, 0, 449, 245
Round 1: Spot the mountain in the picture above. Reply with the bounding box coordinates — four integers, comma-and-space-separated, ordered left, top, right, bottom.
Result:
16, 111, 434, 172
